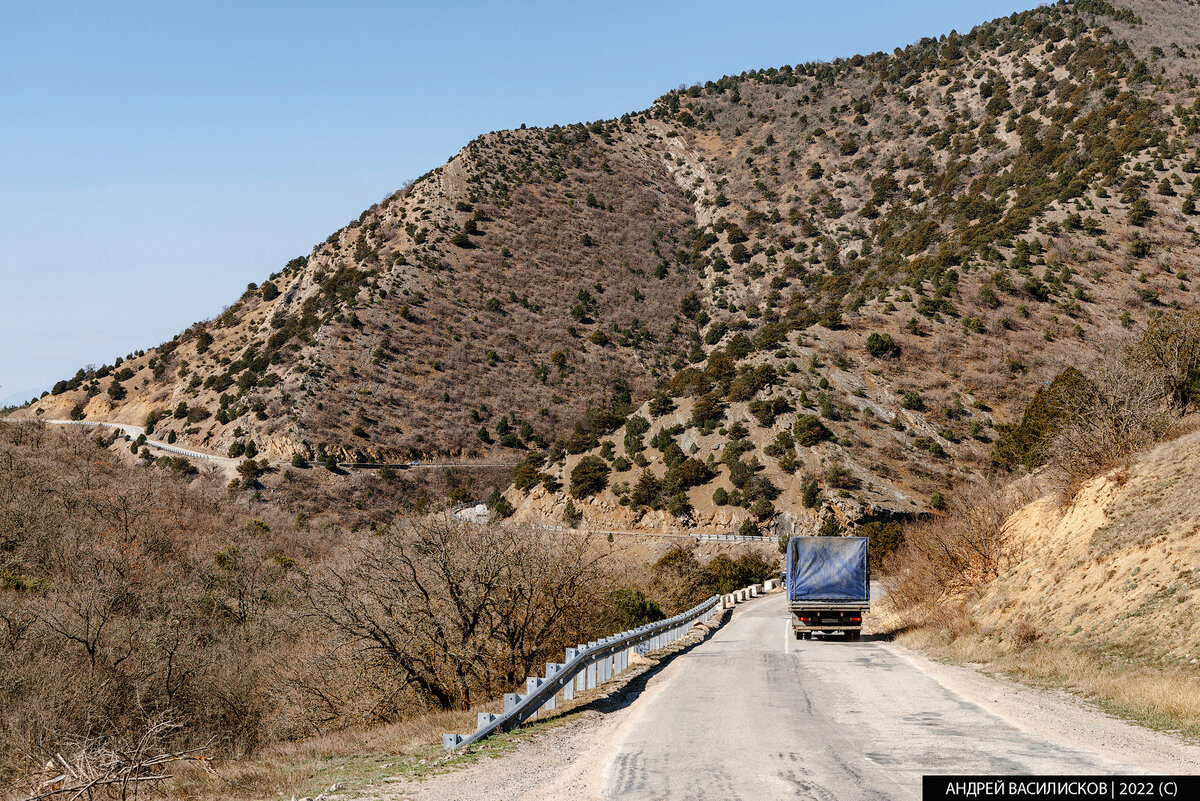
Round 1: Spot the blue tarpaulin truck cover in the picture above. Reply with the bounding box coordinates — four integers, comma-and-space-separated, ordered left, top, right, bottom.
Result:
786, 536, 869, 602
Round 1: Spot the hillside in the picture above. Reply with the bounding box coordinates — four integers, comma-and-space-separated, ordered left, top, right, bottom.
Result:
16, 0, 1200, 532
883, 419, 1200, 738
985, 426, 1200, 671
506, 0, 1200, 536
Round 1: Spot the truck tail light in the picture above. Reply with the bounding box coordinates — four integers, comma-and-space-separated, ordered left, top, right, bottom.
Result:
849, 616, 862, 622
798, 616, 811, 622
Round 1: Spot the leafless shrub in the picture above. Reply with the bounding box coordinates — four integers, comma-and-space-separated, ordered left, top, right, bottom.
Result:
1047, 352, 1177, 486
0, 423, 317, 787
12, 718, 213, 801
1130, 309, 1200, 412
1007, 617, 1040, 648
882, 480, 1039, 610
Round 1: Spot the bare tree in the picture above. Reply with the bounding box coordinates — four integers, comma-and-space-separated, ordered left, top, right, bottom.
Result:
1130, 309, 1200, 411
306, 517, 608, 712
883, 480, 1039, 609
1048, 352, 1175, 484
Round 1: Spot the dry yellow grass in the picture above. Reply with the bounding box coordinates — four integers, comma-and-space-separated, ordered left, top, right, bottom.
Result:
897, 623, 1200, 739
162, 707, 481, 801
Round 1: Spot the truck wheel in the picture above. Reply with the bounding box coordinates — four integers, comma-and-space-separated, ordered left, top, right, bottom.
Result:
847, 631, 861, 641
793, 630, 802, 640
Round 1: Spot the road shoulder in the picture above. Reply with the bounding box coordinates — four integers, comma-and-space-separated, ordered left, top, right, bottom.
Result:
882, 642, 1200, 773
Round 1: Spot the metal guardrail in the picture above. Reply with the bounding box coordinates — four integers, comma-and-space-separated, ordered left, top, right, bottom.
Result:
149, 441, 211, 460
443, 581, 771, 751
696, 533, 772, 542
55, 420, 212, 460
450, 502, 774, 544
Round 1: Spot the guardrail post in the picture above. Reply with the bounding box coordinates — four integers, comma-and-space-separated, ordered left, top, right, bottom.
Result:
526, 677, 544, 718
586, 643, 598, 689
477, 712, 498, 730
575, 645, 588, 693
544, 663, 564, 710
563, 649, 578, 700
443, 734, 464, 750
504, 693, 521, 713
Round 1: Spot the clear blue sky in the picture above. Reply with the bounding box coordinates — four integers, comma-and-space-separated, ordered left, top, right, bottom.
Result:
0, 0, 1037, 406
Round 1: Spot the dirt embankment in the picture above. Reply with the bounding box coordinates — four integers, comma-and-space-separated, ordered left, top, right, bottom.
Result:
891, 424, 1200, 738
980, 426, 1200, 669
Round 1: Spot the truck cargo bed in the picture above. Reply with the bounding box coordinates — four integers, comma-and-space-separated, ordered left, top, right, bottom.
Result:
785, 536, 870, 640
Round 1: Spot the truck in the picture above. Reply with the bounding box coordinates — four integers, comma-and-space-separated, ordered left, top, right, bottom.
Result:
785, 535, 869, 640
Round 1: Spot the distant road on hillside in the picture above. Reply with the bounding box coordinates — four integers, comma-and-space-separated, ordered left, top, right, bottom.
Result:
36, 419, 239, 466
11, 418, 516, 471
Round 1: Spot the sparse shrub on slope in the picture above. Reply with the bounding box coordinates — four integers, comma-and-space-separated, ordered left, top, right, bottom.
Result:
570, 455, 611, 498
650, 546, 779, 613
992, 367, 1092, 471
995, 311, 1200, 483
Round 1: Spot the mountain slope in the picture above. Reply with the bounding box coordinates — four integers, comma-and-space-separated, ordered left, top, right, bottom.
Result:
26, 124, 700, 461
20, 1, 1200, 531
503, 0, 1200, 536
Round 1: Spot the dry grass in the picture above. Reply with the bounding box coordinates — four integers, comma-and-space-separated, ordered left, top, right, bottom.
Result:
895, 623, 1200, 740
159, 707, 482, 801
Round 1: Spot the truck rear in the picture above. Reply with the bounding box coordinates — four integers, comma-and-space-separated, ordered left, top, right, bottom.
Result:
786, 535, 869, 640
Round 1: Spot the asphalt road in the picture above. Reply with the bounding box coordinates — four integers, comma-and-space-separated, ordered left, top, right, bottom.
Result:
599, 593, 1136, 801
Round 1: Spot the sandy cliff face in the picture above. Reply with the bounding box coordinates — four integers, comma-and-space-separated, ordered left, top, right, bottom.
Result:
975, 424, 1200, 667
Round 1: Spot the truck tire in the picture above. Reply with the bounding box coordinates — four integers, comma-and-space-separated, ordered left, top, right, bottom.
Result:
794, 630, 802, 640
846, 630, 861, 641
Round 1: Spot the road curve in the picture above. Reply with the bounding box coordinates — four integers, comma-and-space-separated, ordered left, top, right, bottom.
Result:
33, 419, 239, 465
598, 593, 1135, 800
10, 418, 512, 471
